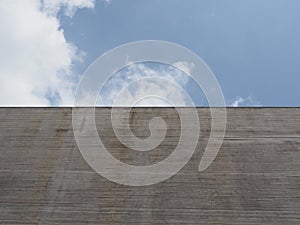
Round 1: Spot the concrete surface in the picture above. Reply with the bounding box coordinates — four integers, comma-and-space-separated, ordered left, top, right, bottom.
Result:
0, 107, 300, 224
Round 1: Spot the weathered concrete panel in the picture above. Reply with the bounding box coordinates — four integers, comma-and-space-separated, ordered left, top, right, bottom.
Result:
0, 108, 300, 224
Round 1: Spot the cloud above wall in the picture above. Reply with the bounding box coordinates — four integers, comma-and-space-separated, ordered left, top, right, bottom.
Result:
98, 62, 193, 106
0, 0, 95, 106
0, 1, 253, 107
230, 96, 261, 107
0, 0, 195, 107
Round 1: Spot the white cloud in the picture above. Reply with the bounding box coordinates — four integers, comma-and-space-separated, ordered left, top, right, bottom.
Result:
0, 0, 95, 106
97, 62, 193, 106
231, 96, 261, 107
172, 61, 194, 76
42, 0, 95, 17
231, 97, 245, 107
112, 78, 190, 107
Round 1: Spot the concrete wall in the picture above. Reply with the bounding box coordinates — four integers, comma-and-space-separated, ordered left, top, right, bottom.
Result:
0, 108, 300, 224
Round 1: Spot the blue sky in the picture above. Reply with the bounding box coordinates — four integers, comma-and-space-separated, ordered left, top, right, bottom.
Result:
64, 0, 300, 106
0, 0, 299, 106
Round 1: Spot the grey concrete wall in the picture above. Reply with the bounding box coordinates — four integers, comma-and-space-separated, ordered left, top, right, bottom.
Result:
0, 108, 300, 224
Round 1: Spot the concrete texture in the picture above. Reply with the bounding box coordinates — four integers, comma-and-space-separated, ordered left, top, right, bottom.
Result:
0, 107, 300, 224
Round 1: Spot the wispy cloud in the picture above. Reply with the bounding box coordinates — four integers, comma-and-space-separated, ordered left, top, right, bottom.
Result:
230, 96, 261, 107
97, 62, 193, 106
172, 61, 194, 76
42, 0, 95, 17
